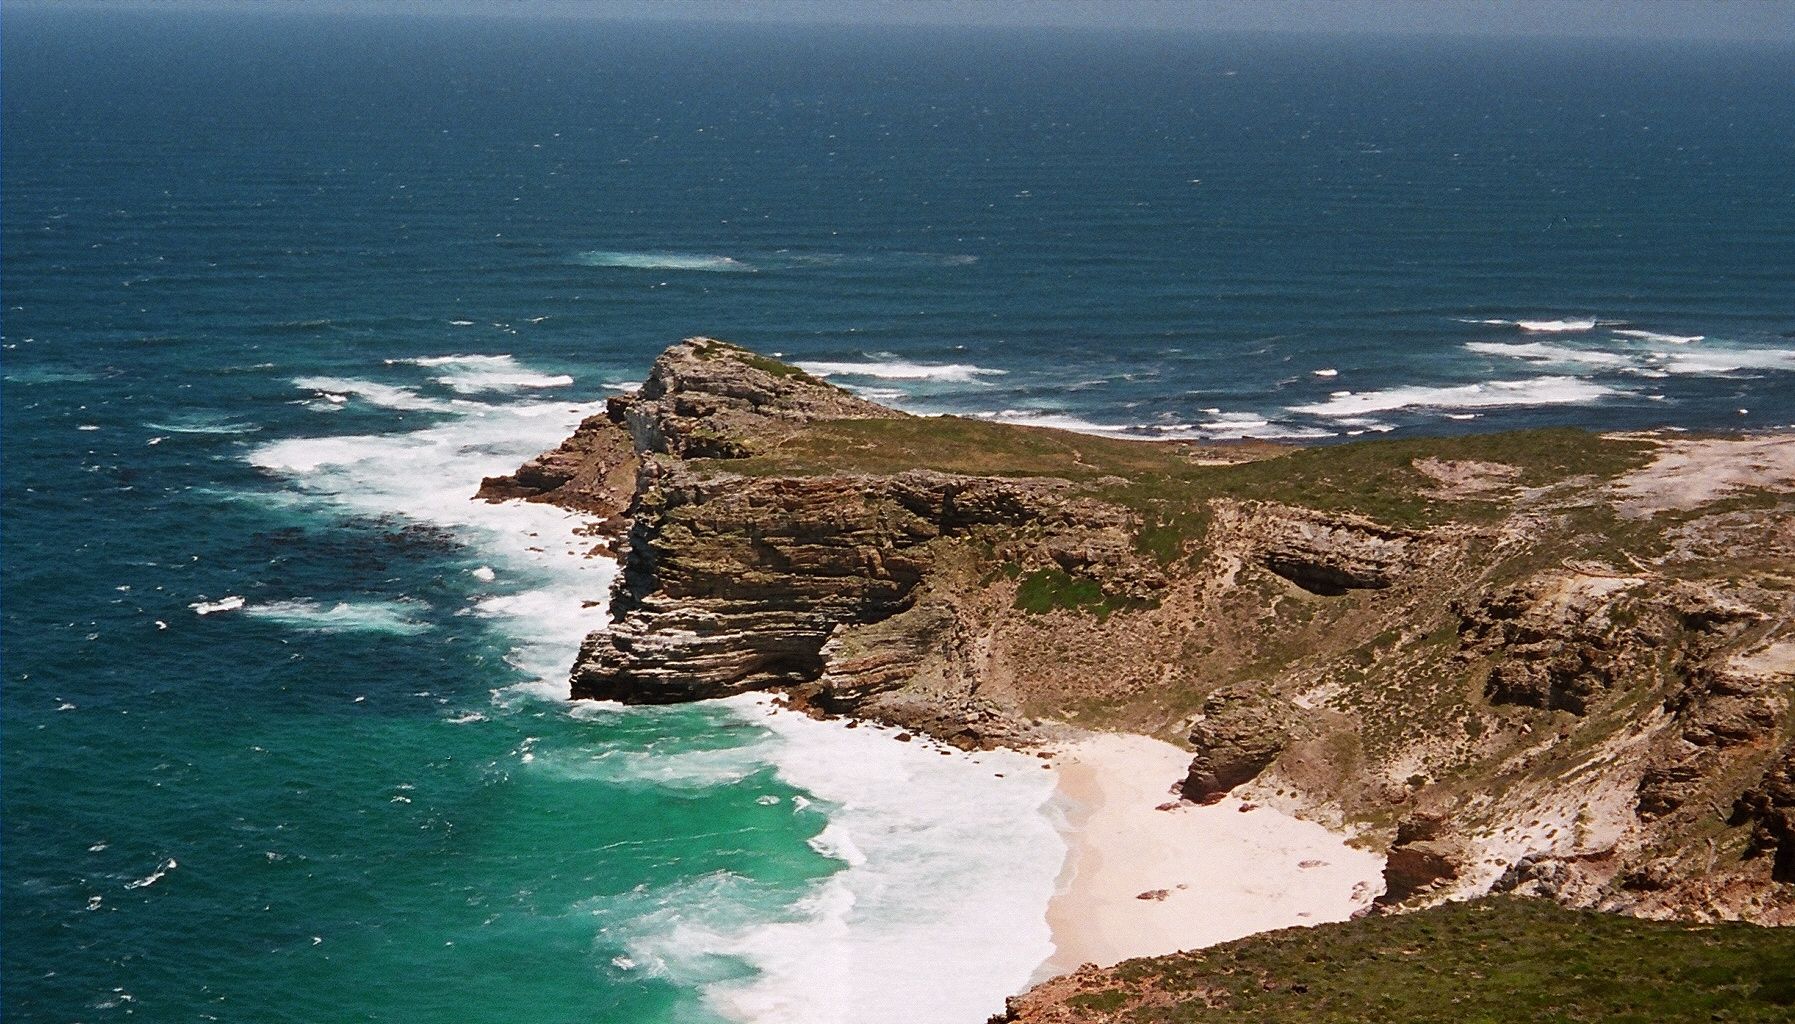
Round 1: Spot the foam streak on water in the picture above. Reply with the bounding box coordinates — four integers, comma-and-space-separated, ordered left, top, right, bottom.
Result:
655, 696, 1063, 1024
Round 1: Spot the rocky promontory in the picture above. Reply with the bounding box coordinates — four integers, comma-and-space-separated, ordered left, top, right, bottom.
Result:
489, 337, 1795, 965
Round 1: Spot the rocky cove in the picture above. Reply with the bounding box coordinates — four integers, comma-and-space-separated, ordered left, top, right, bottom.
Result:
481, 337, 1795, 1015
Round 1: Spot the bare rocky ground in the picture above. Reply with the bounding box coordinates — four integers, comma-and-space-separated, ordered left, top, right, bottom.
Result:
485, 338, 1795, 1003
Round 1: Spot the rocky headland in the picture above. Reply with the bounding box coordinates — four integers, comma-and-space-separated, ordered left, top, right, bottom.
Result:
484, 337, 1795, 1013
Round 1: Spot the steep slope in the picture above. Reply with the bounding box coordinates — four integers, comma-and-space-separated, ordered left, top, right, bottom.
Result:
994, 896, 1795, 1024
496, 337, 1795, 928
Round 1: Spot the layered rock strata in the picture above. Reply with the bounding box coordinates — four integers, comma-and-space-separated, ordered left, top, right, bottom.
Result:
493, 337, 1795, 928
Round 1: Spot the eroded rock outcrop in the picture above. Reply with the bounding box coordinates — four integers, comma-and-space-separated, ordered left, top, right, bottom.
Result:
1180, 684, 1301, 802
608, 336, 903, 457
486, 340, 1795, 940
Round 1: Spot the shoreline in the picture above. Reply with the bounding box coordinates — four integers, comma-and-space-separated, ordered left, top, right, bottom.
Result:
1038, 733, 1384, 978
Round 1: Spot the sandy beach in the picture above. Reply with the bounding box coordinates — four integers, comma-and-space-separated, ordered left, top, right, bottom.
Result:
1040, 733, 1385, 976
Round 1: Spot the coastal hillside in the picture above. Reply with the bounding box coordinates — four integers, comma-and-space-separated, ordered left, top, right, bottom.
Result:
996, 896, 1795, 1023
485, 338, 1795, 929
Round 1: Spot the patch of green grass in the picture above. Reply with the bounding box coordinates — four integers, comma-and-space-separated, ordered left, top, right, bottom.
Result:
690, 337, 829, 384
1013, 568, 1148, 620
1067, 990, 1131, 1013
708, 419, 1652, 532
1069, 897, 1795, 1023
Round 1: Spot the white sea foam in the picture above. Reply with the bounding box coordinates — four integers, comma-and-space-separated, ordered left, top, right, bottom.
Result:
389, 354, 574, 394
293, 376, 457, 412
575, 250, 755, 273
1462, 317, 1600, 333
1516, 318, 1598, 333
190, 596, 246, 615
240, 598, 432, 635
123, 858, 178, 890
1464, 341, 1634, 367
1613, 329, 1703, 344
609, 695, 1064, 1024
144, 413, 262, 435
530, 739, 781, 791
249, 387, 617, 699
1193, 411, 1336, 440
796, 359, 1007, 383
250, 355, 1072, 1022
4, 366, 98, 386
1650, 347, 1795, 376
1289, 376, 1621, 418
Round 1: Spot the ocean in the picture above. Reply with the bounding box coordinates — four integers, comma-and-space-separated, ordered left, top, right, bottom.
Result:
3, 8, 1792, 1022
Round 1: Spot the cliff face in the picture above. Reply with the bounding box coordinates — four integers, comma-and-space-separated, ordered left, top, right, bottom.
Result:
498, 337, 1795, 928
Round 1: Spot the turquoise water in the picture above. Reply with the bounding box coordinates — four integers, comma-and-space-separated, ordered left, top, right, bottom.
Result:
5, 9, 1795, 1022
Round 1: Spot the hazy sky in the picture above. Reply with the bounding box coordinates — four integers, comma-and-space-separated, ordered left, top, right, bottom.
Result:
16, 0, 1795, 43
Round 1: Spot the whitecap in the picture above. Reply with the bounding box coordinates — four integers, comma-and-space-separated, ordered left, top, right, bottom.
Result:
1515, 318, 1598, 333
144, 413, 262, 435
190, 596, 246, 615
292, 376, 456, 412
574, 250, 755, 273
246, 395, 618, 699
795, 359, 1007, 383
1613, 329, 1703, 344
240, 598, 432, 636
1464, 341, 1634, 367
1289, 376, 1622, 417
123, 858, 177, 890
1649, 347, 1795, 376
527, 740, 779, 791
601, 694, 1064, 1024
388, 354, 573, 394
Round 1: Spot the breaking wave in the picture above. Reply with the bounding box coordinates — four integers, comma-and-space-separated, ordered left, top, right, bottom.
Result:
1289, 376, 1623, 417
574, 250, 755, 273
796, 359, 1006, 383
387, 354, 574, 394
240, 598, 433, 635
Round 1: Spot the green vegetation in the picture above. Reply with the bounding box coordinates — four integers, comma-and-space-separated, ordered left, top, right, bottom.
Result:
1012, 568, 1148, 619
1070, 897, 1795, 1023
690, 337, 826, 383
707, 417, 1654, 540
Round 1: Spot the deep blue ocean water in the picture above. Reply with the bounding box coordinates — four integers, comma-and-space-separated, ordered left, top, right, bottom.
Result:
4, 8, 1794, 1022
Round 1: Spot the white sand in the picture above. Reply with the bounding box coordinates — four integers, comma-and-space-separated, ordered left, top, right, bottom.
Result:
1040, 733, 1384, 976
